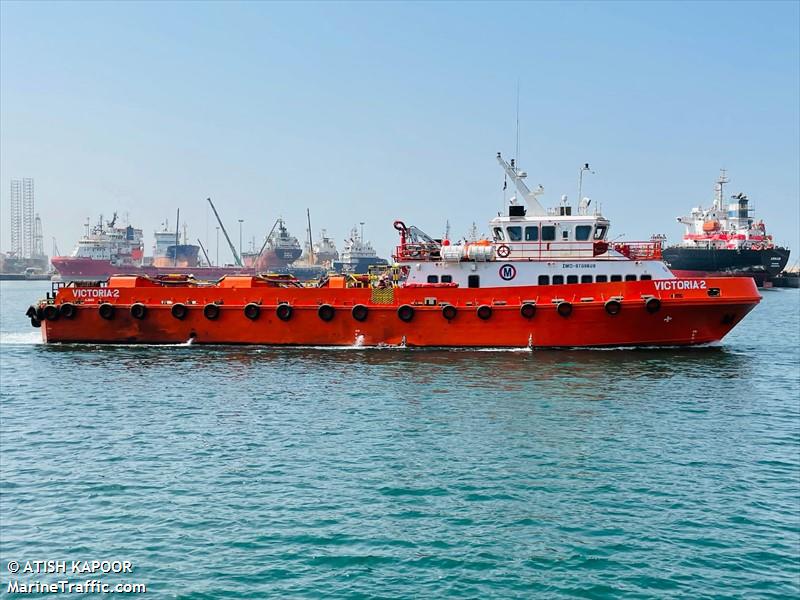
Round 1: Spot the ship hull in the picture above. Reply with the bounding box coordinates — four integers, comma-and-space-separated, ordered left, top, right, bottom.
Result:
39, 277, 760, 347
663, 246, 790, 286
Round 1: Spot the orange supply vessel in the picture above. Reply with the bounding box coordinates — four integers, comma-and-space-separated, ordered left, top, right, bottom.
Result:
28, 153, 761, 348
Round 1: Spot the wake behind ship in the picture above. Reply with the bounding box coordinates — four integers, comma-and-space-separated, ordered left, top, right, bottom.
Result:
662, 171, 790, 286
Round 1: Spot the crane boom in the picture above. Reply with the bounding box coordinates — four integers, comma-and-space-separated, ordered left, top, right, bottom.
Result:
197, 238, 212, 267
206, 197, 243, 267
496, 152, 546, 215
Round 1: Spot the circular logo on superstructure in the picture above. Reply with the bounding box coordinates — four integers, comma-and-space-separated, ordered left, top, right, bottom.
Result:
499, 264, 517, 281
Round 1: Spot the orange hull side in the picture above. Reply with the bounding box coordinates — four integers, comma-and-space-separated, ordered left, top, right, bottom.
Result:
40, 278, 760, 348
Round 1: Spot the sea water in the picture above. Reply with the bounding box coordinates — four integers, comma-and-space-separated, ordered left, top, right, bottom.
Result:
1, 281, 798, 598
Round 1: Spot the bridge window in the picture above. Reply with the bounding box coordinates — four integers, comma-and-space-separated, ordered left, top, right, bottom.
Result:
610, 275, 623, 282
507, 226, 522, 241
640, 274, 652, 281
581, 275, 593, 283
468, 275, 480, 288
553, 275, 564, 285
538, 275, 549, 285
525, 226, 539, 241
542, 226, 556, 241
576, 225, 592, 241
441, 275, 453, 283
567, 275, 578, 284
562, 230, 569, 240
493, 227, 505, 241
427, 275, 439, 283
594, 225, 607, 240
596, 275, 608, 283
625, 274, 637, 281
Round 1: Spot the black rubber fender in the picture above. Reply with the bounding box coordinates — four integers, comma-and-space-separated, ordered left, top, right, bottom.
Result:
275, 303, 292, 321
645, 297, 661, 314
476, 305, 492, 320
130, 303, 147, 320
59, 302, 76, 319
604, 299, 622, 316
43, 305, 60, 321
351, 304, 368, 322
520, 302, 536, 319
556, 301, 573, 318
318, 304, 335, 322
99, 303, 115, 320
441, 304, 457, 321
171, 303, 188, 320
397, 304, 415, 322
244, 303, 261, 320
203, 303, 221, 320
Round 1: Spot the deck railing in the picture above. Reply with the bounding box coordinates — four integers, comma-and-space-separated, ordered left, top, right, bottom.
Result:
395, 240, 663, 262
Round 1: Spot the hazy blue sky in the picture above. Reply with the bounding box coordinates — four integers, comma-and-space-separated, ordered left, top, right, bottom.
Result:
2, 1, 798, 261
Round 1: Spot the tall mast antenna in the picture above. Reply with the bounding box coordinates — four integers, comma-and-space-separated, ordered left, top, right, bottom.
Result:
515, 81, 520, 163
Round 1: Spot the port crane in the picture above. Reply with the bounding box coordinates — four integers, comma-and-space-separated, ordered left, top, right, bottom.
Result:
206, 198, 243, 267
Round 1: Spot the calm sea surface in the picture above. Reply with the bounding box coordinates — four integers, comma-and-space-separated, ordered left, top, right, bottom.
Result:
1, 280, 798, 598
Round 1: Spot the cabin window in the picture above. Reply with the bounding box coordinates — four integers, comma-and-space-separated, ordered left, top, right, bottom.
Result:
610, 275, 623, 282
441, 275, 453, 283
542, 226, 556, 241
567, 275, 578, 284
507, 226, 522, 241
625, 274, 637, 282
562, 230, 569, 240
553, 275, 564, 285
581, 275, 593, 283
538, 275, 549, 285
594, 225, 607, 240
427, 275, 439, 283
576, 225, 592, 241
493, 227, 505, 241
468, 275, 480, 288
640, 274, 652, 281
596, 275, 608, 283
524, 226, 539, 241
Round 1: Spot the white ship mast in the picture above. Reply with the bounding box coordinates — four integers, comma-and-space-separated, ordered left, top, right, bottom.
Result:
496, 152, 546, 216
714, 169, 729, 211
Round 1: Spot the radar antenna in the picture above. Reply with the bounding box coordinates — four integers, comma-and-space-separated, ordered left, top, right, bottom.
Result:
714, 169, 730, 210
496, 152, 546, 215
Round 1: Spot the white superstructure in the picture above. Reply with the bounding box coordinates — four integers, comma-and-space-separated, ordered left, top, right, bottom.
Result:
394, 153, 674, 288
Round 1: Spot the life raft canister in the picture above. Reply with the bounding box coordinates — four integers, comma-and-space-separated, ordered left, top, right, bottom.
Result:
203, 303, 221, 320
645, 297, 661, 313
244, 303, 261, 320
556, 301, 573, 318
476, 305, 492, 320
520, 302, 536, 319
441, 304, 457, 321
99, 303, 115, 320
130, 303, 147, 320
59, 302, 76, 319
397, 304, 415, 322
604, 299, 622, 316
171, 303, 188, 320
318, 304, 335, 322
351, 304, 368, 322
276, 303, 292, 321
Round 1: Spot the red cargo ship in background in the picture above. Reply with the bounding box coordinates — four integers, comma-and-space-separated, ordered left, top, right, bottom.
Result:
30, 154, 761, 348
51, 205, 321, 281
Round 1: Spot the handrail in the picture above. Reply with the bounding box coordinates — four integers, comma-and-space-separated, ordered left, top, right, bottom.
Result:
395, 239, 662, 262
